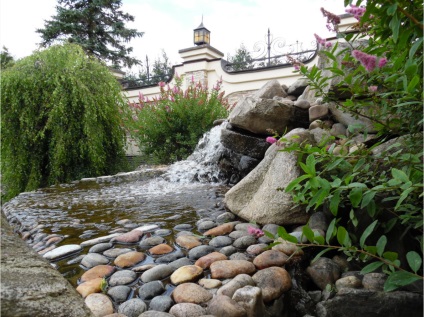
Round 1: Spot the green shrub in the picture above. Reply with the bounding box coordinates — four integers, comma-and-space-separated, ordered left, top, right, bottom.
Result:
274, 0, 423, 291
1, 43, 129, 201
126, 75, 230, 164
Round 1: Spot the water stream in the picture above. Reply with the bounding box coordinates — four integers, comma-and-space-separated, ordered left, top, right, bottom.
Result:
3, 124, 232, 287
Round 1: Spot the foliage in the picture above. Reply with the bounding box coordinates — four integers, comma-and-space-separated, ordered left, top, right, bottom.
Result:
1, 46, 15, 69
1, 43, 129, 201
36, 0, 143, 68
277, 0, 423, 291
125, 75, 230, 164
227, 44, 254, 71
123, 50, 173, 88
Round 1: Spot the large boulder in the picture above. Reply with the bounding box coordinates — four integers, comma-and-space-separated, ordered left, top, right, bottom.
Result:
224, 128, 315, 225
228, 97, 294, 135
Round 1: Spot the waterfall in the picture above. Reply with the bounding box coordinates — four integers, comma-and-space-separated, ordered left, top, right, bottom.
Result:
162, 123, 227, 184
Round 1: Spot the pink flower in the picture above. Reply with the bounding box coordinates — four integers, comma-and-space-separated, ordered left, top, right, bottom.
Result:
138, 92, 145, 102
158, 81, 166, 88
266, 137, 277, 144
248, 226, 264, 238
378, 57, 387, 68
345, 4, 366, 20
368, 85, 378, 92
325, 41, 332, 48
352, 50, 377, 72
294, 64, 300, 71
314, 33, 332, 48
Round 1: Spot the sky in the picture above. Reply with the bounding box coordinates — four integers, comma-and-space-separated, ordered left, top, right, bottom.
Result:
0, 0, 348, 74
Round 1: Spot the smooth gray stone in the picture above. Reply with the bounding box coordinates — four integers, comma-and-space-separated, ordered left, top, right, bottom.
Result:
107, 285, 131, 304
188, 245, 215, 260
148, 295, 174, 312
155, 250, 185, 263
88, 243, 113, 253
141, 264, 174, 283
138, 280, 165, 300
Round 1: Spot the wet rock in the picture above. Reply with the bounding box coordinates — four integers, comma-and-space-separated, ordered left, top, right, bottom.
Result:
217, 274, 256, 298
209, 236, 233, 248
139, 236, 166, 247
207, 294, 247, 317
332, 255, 350, 272
107, 285, 131, 304
108, 270, 138, 286
169, 303, 206, 317
111, 230, 144, 244
132, 264, 156, 273
154, 229, 172, 236
118, 298, 147, 317
335, 276, 363, 290
67, 254, 85, 265
170, 265, 204, 285
81, 253, 110, 269
229, 231, 251, 240
210, 260, 256, 279
89, 243, 113, 253
309, 104, 329, 121
272, 238, 304, 256
114, 251, 146, 268
139, 311, 173, 317
149, 295, 174, 312
306, 257, 341, 290
246, 244, 267, 256
176, 235, 202, 250
252, 266, 292, 302
80, 233, 122, 247
195, 252, 228, 269
103, 248, 132, 258
174, 224, 193, 231
188, 245, 215, 260
155, 249, 185, 263
85, 293, 114, 316
199, 278, 222, 289
141, 264, 174, 283
172, 282, 213, 304
76, 277, 103, 298
168, 257, 192, 270
42, 244, 82, 260
362, 273, 386, 291
175, 231, 195, 238
80, 265, 115, 282
203, 223, 235, 236
216, 212, 236, 223
232, 286, 266, 317
45, 236, 64, 246
149, 244, 174, 255
233, 235, 257, 249
220, 245, 238, 256
229, 253, 250, 261
138, 280, 165, 300
198, 220, 217, 231
308, 212, 328, 232
253, 250, 289, 269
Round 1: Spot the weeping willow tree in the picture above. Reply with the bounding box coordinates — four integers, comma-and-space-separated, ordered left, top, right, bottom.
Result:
1, 43, 129, 201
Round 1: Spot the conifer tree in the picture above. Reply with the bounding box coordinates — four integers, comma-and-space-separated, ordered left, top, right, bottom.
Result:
37, 0, 143, 67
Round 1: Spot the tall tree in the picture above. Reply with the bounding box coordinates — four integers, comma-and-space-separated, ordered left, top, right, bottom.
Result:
37, 0, 143, 68
0, 46, 15, 69
228, 44, 254, 71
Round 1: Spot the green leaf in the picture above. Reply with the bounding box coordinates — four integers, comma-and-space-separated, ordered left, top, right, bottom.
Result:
285, 174, 310, 192
264, 230, 275, 239
330, 190, 341, 216
395, 187, 414, 210
367, 200, 376, 217
387, 3, 397, 15
384, 271, 422, 292
353, 158, 366, 173
361, 191, 377, 209
389, 12, 400, 43
391, 168, 409, 182
407, 75, 420, 93
314, 235, 325, 245
302, 225, 315, 243
326, 158, 345, 171
306, 154, 316, 176
376, 235, 387, 256
349, 187, 363, 208
360, 261, 384, 274
409, 38, 423, 59
277, 226, 298, 243
349, 209, 358, 227
405, 64, 418, 80
383, 251, 398, 262
326, 218, 337, 244
360, 220, 378, 248
406, 251, 422, 273
337, 226, 351, 247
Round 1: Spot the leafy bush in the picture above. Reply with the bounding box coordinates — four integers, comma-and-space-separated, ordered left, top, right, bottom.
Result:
273, 0, 423, 291
1, 43, 129, 201
126, 75, 230, 164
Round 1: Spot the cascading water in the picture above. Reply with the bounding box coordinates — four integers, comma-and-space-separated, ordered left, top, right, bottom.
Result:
162, 123, 227, 184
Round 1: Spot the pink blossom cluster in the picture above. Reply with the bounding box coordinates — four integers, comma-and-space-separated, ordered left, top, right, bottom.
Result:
352, 50, 388, 72
320, 7, 341, 32
368, 85, 378, 92
248, 226, 264, 238
314, 34, 332, 48
345, 4, 366, 20
266, 136, 277, 144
